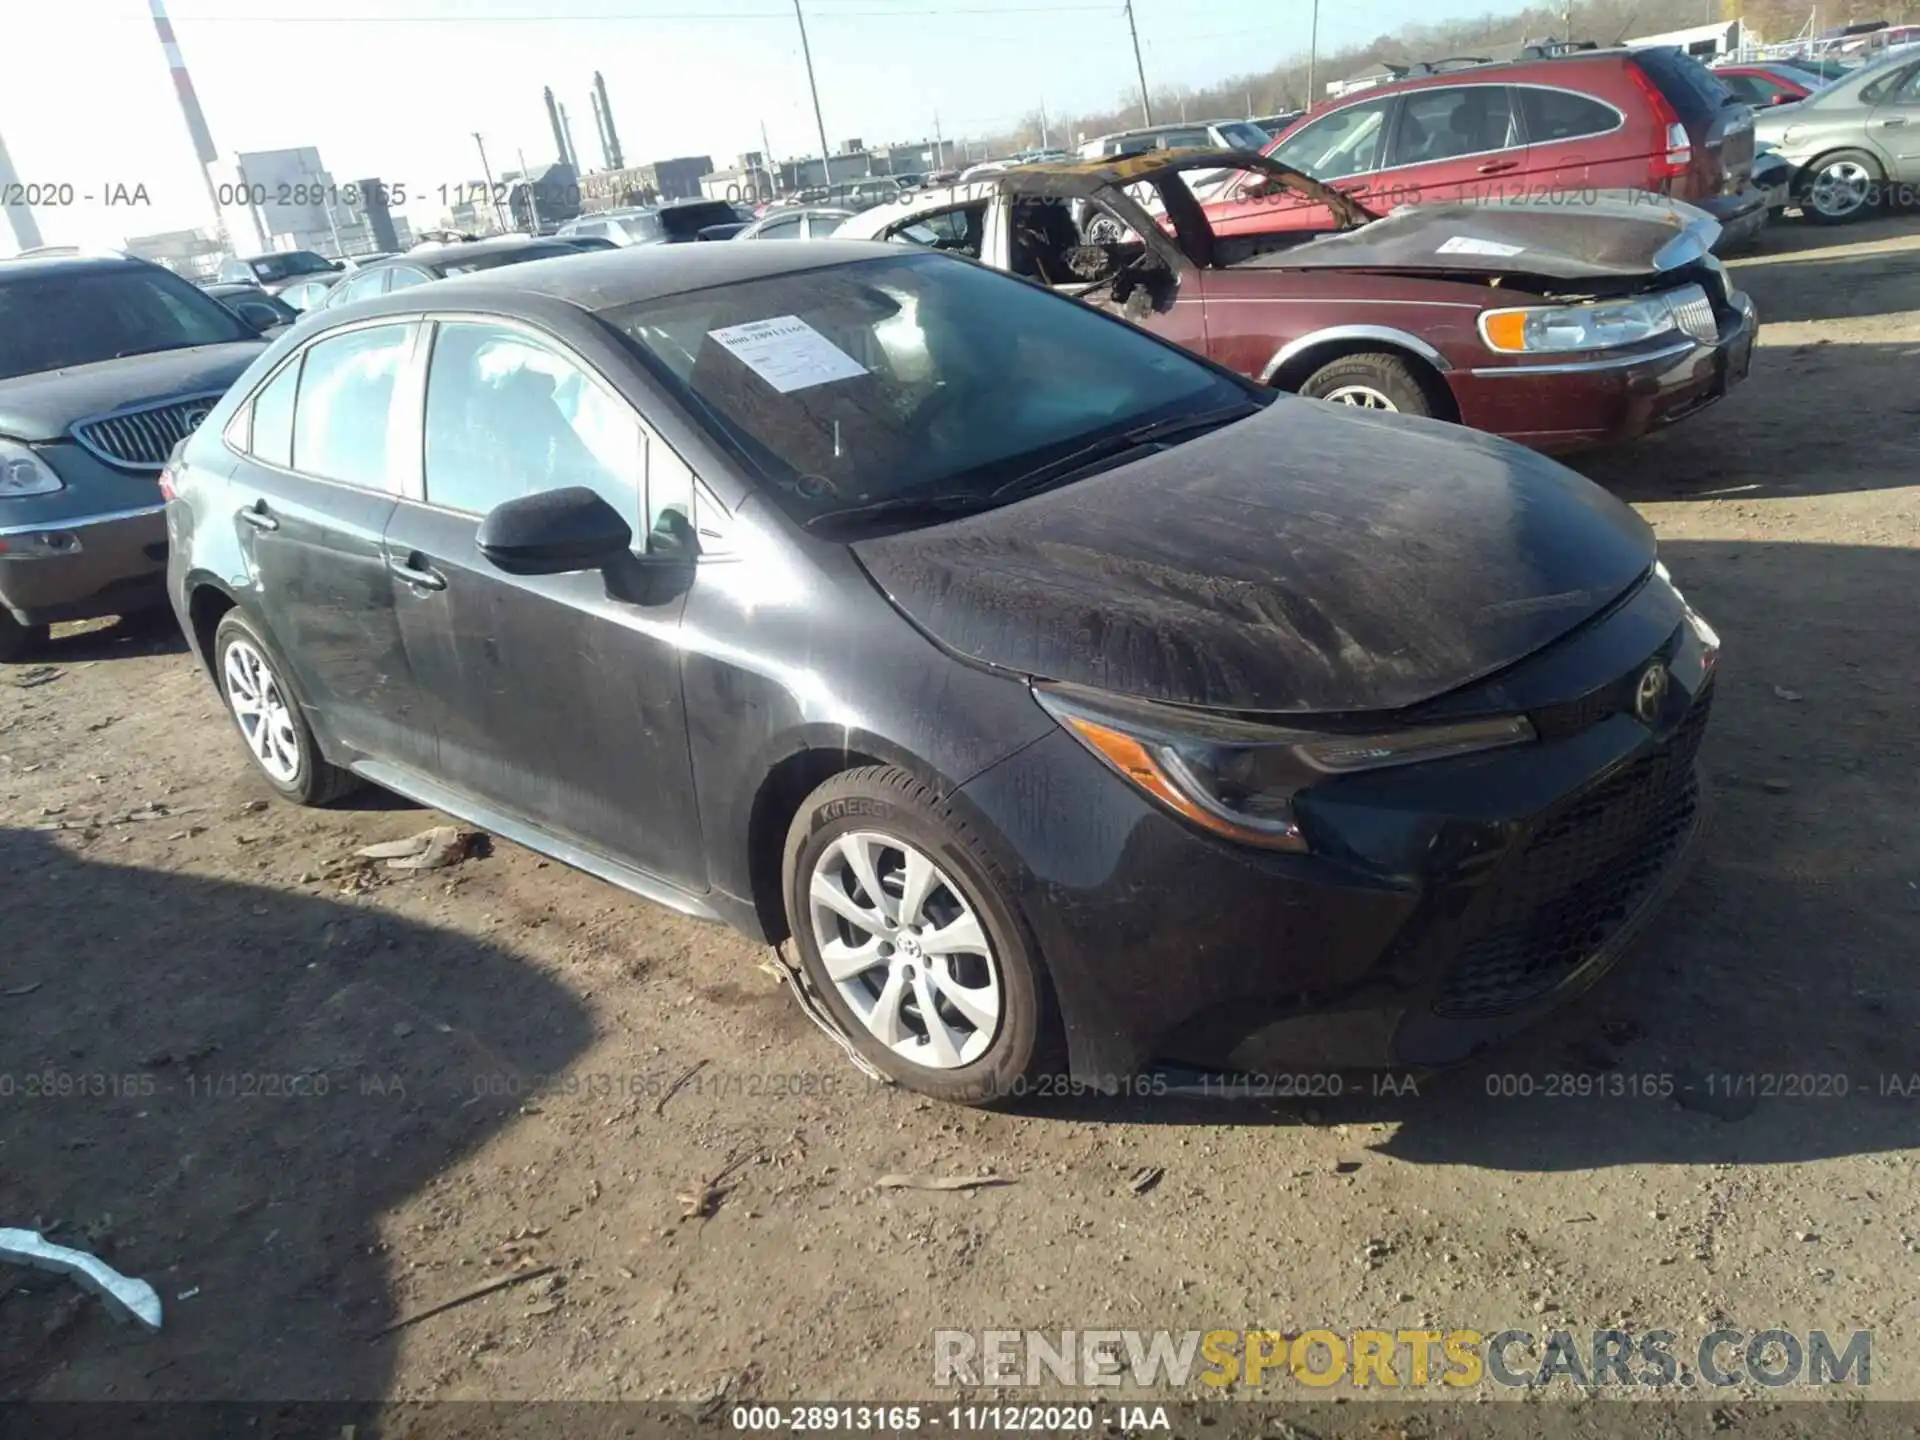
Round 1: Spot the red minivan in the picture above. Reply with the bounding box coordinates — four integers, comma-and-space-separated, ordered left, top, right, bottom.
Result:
1201, 46, 1767, 251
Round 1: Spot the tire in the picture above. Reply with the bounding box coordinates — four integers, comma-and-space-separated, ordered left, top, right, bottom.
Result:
211, 610, 359, 806
782, 765, 1062, 1106
1800, 150, 1883, 225
1298, 352, 1440, 416
0, 612, 49, 664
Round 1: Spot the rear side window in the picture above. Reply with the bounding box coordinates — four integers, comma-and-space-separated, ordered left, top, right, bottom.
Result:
757, 213, 805, 239
1631, 48, 1737, 125
291, 324, 412, 489
249, 357, 300, 468
385, 267, 433, 291
1517, 86, 1623, 142
1387, 85, 1518, 166
1270, 96, 1395, 179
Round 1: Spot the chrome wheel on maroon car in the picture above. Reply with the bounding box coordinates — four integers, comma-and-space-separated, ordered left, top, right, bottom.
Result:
1320, 384, 1398, 410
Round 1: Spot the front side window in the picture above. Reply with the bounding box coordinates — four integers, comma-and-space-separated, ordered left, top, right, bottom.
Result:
757, 214, 806, 239
384, 267, 433, 292
325, 269, 388, 308
0, 264, 252, 380
1386, 85, 1518, 167
423, 322, 643, 523
290, 324, 412, 489
882, 205, 985, 256
1269, 97, 1394, 180
608, 252, 1251, 534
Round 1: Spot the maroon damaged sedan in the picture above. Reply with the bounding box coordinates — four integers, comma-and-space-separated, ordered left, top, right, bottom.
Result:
833, 150, 1757, 452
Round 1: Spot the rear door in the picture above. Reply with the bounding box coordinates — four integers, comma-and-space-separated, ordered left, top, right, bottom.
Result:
378, 317, 705, 886
1513, 83, 1632, 195
1377, 82, 1527, 202
225, 320, 437, 769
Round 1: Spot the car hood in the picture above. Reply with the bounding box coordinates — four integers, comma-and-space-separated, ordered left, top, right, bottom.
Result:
851, 401, 1655, 715
1241, 194, 1722, 282
0, 343, 265, 443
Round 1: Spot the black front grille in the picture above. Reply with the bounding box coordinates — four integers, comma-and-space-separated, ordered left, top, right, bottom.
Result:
1433, 684, 1713, 1019
72, 394, 224, 471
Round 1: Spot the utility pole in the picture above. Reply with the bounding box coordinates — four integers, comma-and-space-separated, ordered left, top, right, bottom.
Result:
793, 1, 835, 191
1039, 98, 1050, 149
934, 111, 945, 169
1307, 0, 1321, 110
517, 146, 541, 231
1125, 0, 1153, 127
473, 132, 505, 233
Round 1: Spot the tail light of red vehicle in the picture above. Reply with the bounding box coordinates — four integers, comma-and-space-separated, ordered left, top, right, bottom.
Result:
1628, 64, 1693, 187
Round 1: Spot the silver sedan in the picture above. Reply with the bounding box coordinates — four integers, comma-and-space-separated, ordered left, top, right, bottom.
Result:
1756, 46, 1920, 222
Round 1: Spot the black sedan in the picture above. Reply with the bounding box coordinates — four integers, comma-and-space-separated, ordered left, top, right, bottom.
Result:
163, 242, 1719, 1105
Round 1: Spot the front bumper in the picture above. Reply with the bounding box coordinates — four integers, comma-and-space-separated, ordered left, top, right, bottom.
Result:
1455, 291, 1758, 452
956, 572, 1716, 1085
0, 504, 170, 625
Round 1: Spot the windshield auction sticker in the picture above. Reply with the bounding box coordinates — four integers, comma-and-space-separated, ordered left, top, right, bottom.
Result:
1436, 236, 1527, 258
708, 316, 869, 393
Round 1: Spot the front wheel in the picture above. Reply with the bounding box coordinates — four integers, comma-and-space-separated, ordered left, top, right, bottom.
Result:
212, 610, 359, 806
0, 612, 49, 664
782, 766, 1060, 1105
1801, 151, 1883, 224
1298, 352, 1440, 416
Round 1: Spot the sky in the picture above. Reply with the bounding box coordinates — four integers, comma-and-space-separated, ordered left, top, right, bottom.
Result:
3, 0, 1518, 251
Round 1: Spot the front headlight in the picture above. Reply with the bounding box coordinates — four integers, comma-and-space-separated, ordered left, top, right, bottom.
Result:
0, 439, 64, 498
1479, 283, 1710, 355
1035, 685, 1536, 853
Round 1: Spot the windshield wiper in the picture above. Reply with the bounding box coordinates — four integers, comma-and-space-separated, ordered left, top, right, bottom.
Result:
989, 400, 1264, 503
108, 340, 224, 360
803, 491, 997, 533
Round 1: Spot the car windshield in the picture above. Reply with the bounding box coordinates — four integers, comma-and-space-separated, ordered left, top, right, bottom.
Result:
606, 252, 1252, 532
248, 251, 337, 282
1215, 121, 1275, 150
0, 265, 253, 379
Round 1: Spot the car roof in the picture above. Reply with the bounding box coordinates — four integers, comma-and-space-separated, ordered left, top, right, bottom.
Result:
0, 252, 152, 278
365, 237, 570, 270
346, 238, 911, 315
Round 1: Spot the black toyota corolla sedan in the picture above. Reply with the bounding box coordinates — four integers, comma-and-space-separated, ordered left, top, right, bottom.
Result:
164, 241, 1719, 1105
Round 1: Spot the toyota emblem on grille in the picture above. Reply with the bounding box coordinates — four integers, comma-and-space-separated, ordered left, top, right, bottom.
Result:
1634, 662, 1669, 724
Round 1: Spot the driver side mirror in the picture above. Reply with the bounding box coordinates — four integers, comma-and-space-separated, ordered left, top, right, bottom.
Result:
477, 487, 634, 576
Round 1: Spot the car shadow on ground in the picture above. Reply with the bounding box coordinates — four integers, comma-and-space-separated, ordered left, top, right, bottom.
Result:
38, 609, 188, 665
1573, 339, 1920, 501
0, 826, 593, 1403
1034, 539, 1920, 1170
1736, 210, 1917, 264
1725, 248, 1920, 325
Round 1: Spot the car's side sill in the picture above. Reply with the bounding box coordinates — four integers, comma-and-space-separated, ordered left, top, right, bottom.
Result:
350, 759, 725, 924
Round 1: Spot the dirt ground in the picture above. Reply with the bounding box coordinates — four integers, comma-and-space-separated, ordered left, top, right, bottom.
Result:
3, 215, 1919, 1418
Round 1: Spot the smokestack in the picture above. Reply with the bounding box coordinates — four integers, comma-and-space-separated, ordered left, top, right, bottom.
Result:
0, 131, 46, 251
594, 71, 625, 171
148, 0, 258, 249
543, 87, 570, 169
590, 88, 614, 173
559, 103, 581, 174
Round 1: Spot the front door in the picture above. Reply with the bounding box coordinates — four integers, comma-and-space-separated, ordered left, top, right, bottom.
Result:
1868, 61, 1920, 178
380, 319, 706, 889
228, 321, 438, 770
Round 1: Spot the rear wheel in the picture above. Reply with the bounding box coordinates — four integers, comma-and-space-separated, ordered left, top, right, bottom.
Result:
1298, 352, 1440, 417
0, 613, 49, 664
782, 766, 1060, 1105
212, 611, 359, 806
1801, 151, 1882, 224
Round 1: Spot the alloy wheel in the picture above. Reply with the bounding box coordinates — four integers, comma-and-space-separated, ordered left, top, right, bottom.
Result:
1809, 160, 1872, 219
806, 830, 1001, 1069
1321, 384, 1399, 411
223, 638, 301, 785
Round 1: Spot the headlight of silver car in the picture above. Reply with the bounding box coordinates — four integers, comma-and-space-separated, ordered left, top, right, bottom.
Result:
1478, 283, 1711, 355
1035, 684, 1537, 853
0, 439, 64, 498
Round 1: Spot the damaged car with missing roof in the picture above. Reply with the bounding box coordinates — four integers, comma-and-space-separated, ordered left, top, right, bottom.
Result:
832, 148, 1757, 452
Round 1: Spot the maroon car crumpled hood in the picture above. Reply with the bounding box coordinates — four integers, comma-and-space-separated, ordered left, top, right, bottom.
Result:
1244, 195, 1722, 283
852, 400, 1656, 715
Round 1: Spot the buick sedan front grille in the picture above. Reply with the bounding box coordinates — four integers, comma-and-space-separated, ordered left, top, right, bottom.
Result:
71, 393, 226, 471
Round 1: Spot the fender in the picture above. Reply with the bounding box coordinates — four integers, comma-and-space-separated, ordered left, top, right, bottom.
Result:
1260, 324, 1456, 384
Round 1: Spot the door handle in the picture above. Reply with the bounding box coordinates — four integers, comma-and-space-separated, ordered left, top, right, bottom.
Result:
1882, 116, 1908, 127
387, 554, 447, 591
238, 501, 278, 533
1475, 159, 1520, 175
